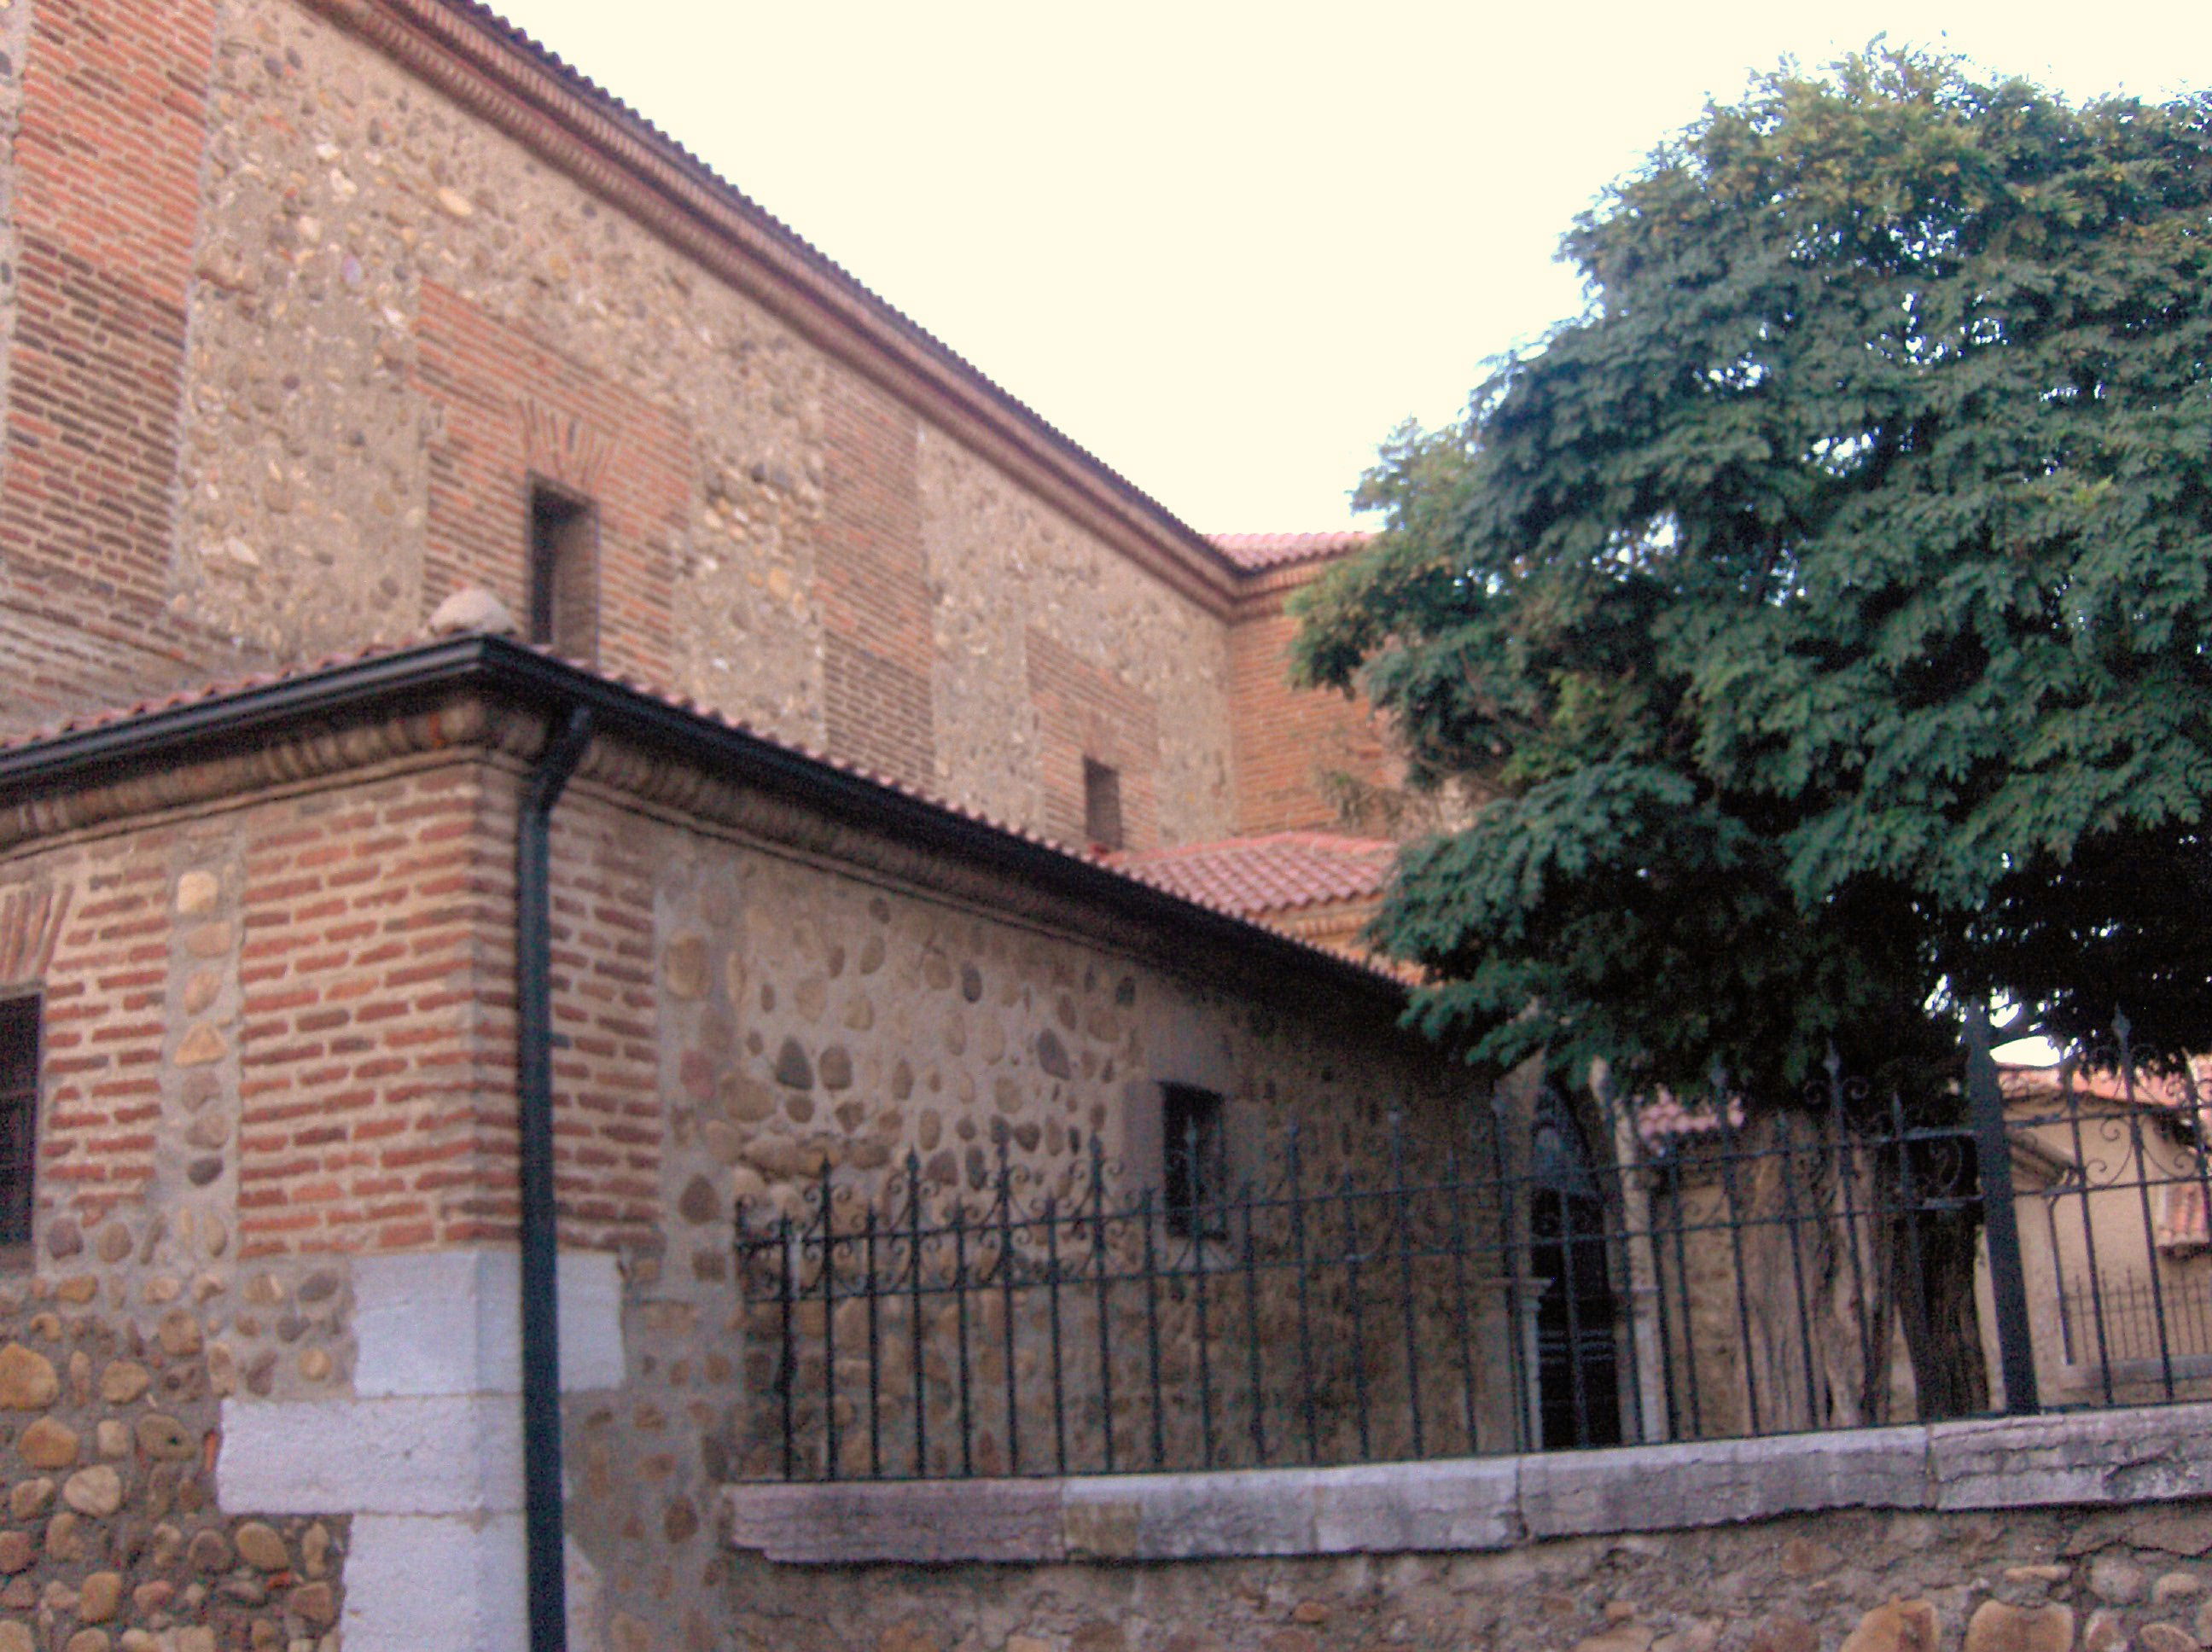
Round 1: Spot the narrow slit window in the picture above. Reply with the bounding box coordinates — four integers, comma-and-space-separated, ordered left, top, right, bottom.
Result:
1161, 1084, 1225, 1239
528, 484, 599, 665
0, 998, 38, 1248
1083, 758, 1124, 851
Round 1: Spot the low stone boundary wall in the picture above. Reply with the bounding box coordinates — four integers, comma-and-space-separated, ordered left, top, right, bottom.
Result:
708, 1406, 2212, 1652
724, 1404, 2212, 1565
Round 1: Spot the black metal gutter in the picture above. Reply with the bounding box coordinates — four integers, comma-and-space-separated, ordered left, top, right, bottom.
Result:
0, 634, 1405, 1008
516, 704, 594, 1652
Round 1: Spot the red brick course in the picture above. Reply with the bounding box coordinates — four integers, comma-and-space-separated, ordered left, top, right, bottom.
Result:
538, 792, 661, 1250
1229, 583, 1394, 837
1026, 628, 1160, 852
234, 767, 498, 1254
416, 282, 690, 685
39, 837, 171, 1223
818, 373, 934, 788
0, 0, 223, 724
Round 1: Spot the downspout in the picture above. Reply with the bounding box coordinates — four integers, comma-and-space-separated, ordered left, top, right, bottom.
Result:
517, 704, 595, 1652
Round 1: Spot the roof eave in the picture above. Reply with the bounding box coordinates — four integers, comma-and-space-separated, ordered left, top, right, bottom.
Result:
0, 637, 1408, 1008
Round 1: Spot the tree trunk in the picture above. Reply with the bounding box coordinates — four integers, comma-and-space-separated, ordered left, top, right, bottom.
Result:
1895, 1201, 1990, 1419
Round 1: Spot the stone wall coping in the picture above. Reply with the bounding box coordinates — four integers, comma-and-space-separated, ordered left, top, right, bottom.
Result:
720, 1402, 2212, 1565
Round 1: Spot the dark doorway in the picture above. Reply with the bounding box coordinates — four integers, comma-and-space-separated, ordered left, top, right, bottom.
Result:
1529, 1092, 1621, 1448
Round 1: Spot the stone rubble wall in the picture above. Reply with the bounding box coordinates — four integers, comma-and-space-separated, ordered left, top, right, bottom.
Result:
552, 778, 1454, 1652
0, 1294, 344, 1652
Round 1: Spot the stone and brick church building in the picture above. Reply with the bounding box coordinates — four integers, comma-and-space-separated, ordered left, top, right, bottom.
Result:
0, 3, 1450, 1649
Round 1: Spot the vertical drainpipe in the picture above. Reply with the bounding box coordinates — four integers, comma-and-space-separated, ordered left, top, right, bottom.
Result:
517, 704, 595, 1652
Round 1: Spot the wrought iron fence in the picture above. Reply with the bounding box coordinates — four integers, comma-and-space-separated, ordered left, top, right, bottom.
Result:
731, 1012, 2210, 1480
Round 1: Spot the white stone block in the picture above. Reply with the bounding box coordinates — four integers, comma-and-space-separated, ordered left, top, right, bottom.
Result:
217, 1393, 521, 1516
345, 1512, 525, 1652
352, 1248, 626, 1399
724, 1479, 1064, 1563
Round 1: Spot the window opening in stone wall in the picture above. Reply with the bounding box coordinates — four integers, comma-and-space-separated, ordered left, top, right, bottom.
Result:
1083, 758, 1124, 850
0, 997, 38, 1248
528, 482, 600, 665
1162, 1084, 1226, 1239
1529, 1089, 1622, 1449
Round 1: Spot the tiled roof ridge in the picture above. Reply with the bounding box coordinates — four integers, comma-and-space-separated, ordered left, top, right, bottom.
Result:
1207, 531, 1375, 571
1118, 829, 1396, 864
0, 637, 1407, 990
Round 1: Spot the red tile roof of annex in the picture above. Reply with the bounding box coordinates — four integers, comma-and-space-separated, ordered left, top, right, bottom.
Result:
1109, 831, 1396, 917
0, 638, 1407, 985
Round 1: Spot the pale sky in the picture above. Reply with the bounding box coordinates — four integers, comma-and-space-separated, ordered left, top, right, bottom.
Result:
492, 1, 2209, 534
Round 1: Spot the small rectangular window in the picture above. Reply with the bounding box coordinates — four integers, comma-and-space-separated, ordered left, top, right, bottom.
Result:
1162, 1084, 1225, 1239
528, 484, 599, 666
1083, 759, 1124, 851
0, 998, 37, 1248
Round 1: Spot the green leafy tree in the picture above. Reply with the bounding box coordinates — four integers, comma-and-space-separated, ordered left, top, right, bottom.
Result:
1295, 51, 2212, 1413
1300, 49, 2212, 1095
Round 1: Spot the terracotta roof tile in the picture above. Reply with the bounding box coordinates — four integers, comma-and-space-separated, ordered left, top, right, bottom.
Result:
0, 643, 414, 751
1109, 831, 1396, 917
1208, 532, 1373, 571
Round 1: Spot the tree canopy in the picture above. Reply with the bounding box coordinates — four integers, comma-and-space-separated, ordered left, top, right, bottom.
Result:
1295, 49, 2212, 1109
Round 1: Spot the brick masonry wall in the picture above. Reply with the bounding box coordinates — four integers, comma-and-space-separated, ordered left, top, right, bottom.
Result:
818, 373, 935, 789
1026, 629, 1161, 852
37, 840, 166, 1230
414, 281, 689, 683
1228, 575, 1397, 839
0, 0, 232, 724
538, 791, 663, 1252
234, 763, 504, 1259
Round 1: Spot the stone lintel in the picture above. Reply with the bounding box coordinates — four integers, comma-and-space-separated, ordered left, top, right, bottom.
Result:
721, 1402, 2212, 1566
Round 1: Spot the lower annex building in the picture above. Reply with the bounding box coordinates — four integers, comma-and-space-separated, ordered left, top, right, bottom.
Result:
0, 1, 1439, 1649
